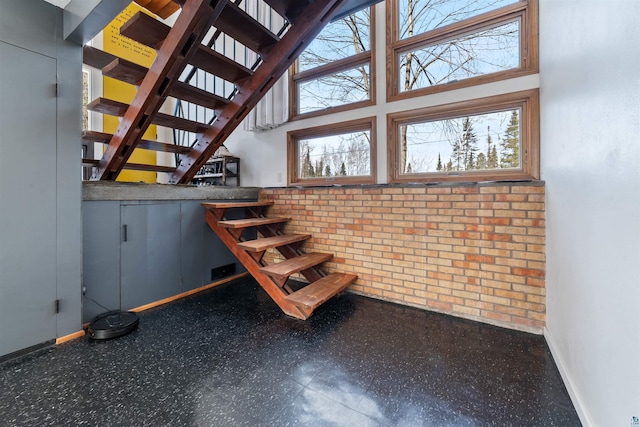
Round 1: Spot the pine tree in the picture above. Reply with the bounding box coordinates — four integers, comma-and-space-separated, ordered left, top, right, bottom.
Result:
324, 164, 331, 176
476, 152, 487, 169
486, 126, 498, 169
436, 154, 443, 171
489, 145, 499, 168
339, 162, 347, 176
462, 117, 478, 170
446, 159, 453, 172
500, 110, 520, 168
406, 163, 412, 173
451, 136, 464, 171
467, 151, 476, 170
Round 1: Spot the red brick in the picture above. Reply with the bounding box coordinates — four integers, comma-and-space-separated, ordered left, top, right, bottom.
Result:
512, 268, 545, 279
466, 254, 495, 263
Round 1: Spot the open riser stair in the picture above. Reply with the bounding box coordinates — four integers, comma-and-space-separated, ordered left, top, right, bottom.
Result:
81, 0, 374, 182
202, 201, 357, 319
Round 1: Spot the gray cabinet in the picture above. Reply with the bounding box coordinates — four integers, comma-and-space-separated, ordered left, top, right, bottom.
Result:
82, 200, 243, 323
82, 201, 121, 322
121, 203, 181, 310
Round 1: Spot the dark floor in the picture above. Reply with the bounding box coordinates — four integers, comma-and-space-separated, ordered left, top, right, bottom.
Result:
0, 277, 580, 426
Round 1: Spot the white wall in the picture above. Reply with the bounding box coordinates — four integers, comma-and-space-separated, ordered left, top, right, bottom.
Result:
224, 2, 540, 187
540, 0, 640, 425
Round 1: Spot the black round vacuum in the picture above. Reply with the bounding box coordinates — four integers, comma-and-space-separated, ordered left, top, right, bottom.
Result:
88, 310, 139, 340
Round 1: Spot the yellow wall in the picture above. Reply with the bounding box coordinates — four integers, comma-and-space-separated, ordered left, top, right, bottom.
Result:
103, 3, 158, 183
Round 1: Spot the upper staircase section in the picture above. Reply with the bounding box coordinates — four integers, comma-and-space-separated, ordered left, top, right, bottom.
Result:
82, 0, 361, 183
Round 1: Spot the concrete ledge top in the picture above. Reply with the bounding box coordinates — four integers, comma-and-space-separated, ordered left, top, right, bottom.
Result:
83, 182, 260, 201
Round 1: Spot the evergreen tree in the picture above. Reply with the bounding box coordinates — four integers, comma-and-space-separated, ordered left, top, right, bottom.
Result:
339, 162, 347, 176
500, 110, 520, 168
451, 136, 464, 171
452, 117, 478, 171
406, 163, 413, 173
467, 151, 476, 170
489, 145, 499, 169
446, 159, 453, 172
324, 164, 331, 176
462, 117, 478, 170
436, 154, 443, 171
486, 126, 498, 169
476, 152, 487, 169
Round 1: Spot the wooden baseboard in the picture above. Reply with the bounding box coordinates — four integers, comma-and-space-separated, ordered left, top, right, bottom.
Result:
130, 272, 249, 313
59, 272, 249, 346
56, 330, 86, 345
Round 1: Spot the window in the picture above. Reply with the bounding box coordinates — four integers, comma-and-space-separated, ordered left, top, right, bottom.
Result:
388, 0, 537, 101
387, 89, 539, 183
288, 117, 377, 185
290, 7, 375, 119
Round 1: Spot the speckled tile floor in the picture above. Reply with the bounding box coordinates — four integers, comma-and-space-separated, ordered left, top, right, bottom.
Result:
0, 277, 580, 426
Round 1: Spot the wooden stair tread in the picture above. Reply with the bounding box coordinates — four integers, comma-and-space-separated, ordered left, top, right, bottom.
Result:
121, 11, 252, 83
101, 58, 229, 111
260, 252, 333, 278
263, 0, 306, 24
83, 131, 192, 155
83, 45, 117, 70
82, 158, 175, 173
285, 273, 357, 310
172, 81, 229, 111
87, 98, 211, 133
127, 2, 279, 53
218, 217, 290, 229
237, 234, 311, 252
102, 57, 147, 85
122, 163, 176, 173
120, 11, 169, 49
190, 46, 253, 83
201, 201, 274, 209
134, 0, 180, 19
215, 3, 279, 54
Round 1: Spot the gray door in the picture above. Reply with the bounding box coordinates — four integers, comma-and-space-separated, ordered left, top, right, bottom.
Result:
0, 42, 57, 356
121, 203, 181, 310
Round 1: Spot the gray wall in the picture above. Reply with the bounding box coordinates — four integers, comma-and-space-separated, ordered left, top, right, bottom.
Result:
0, 0, 83, 357
540, 0, 640, 425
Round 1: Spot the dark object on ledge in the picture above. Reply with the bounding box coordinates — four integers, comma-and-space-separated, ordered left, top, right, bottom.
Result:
88, 311, 139, 340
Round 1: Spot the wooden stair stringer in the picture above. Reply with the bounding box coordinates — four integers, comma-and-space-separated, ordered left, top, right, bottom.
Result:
203, 201, 358, 319
93, 0, 229, 181
204, 209, 312, 320
170, 0, 349, 184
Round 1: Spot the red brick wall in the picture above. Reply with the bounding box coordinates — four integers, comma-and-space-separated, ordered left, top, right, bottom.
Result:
260, 183, 545, 333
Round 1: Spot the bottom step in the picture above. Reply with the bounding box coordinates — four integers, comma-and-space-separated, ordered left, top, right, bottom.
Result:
284, 273, 357, 311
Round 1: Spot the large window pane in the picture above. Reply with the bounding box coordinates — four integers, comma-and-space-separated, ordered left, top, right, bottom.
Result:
398, 0, 519, 39
297, 64, 371, 114
400, 108, 521, 174
299, 8, 371, 72
298, 130, 371, 179
399, 20, 520, 92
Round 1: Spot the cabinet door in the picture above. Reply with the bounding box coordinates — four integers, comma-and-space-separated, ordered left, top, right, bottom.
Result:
82, 201, 121, 323
0, 42, 57, 357
121, 203, 181, 310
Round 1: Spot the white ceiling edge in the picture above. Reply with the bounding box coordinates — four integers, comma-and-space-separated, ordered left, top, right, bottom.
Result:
43, 0, 71, 8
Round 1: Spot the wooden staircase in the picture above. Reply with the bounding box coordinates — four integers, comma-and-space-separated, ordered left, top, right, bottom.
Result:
81, 0, 361, 182
202, 201, 357, 319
